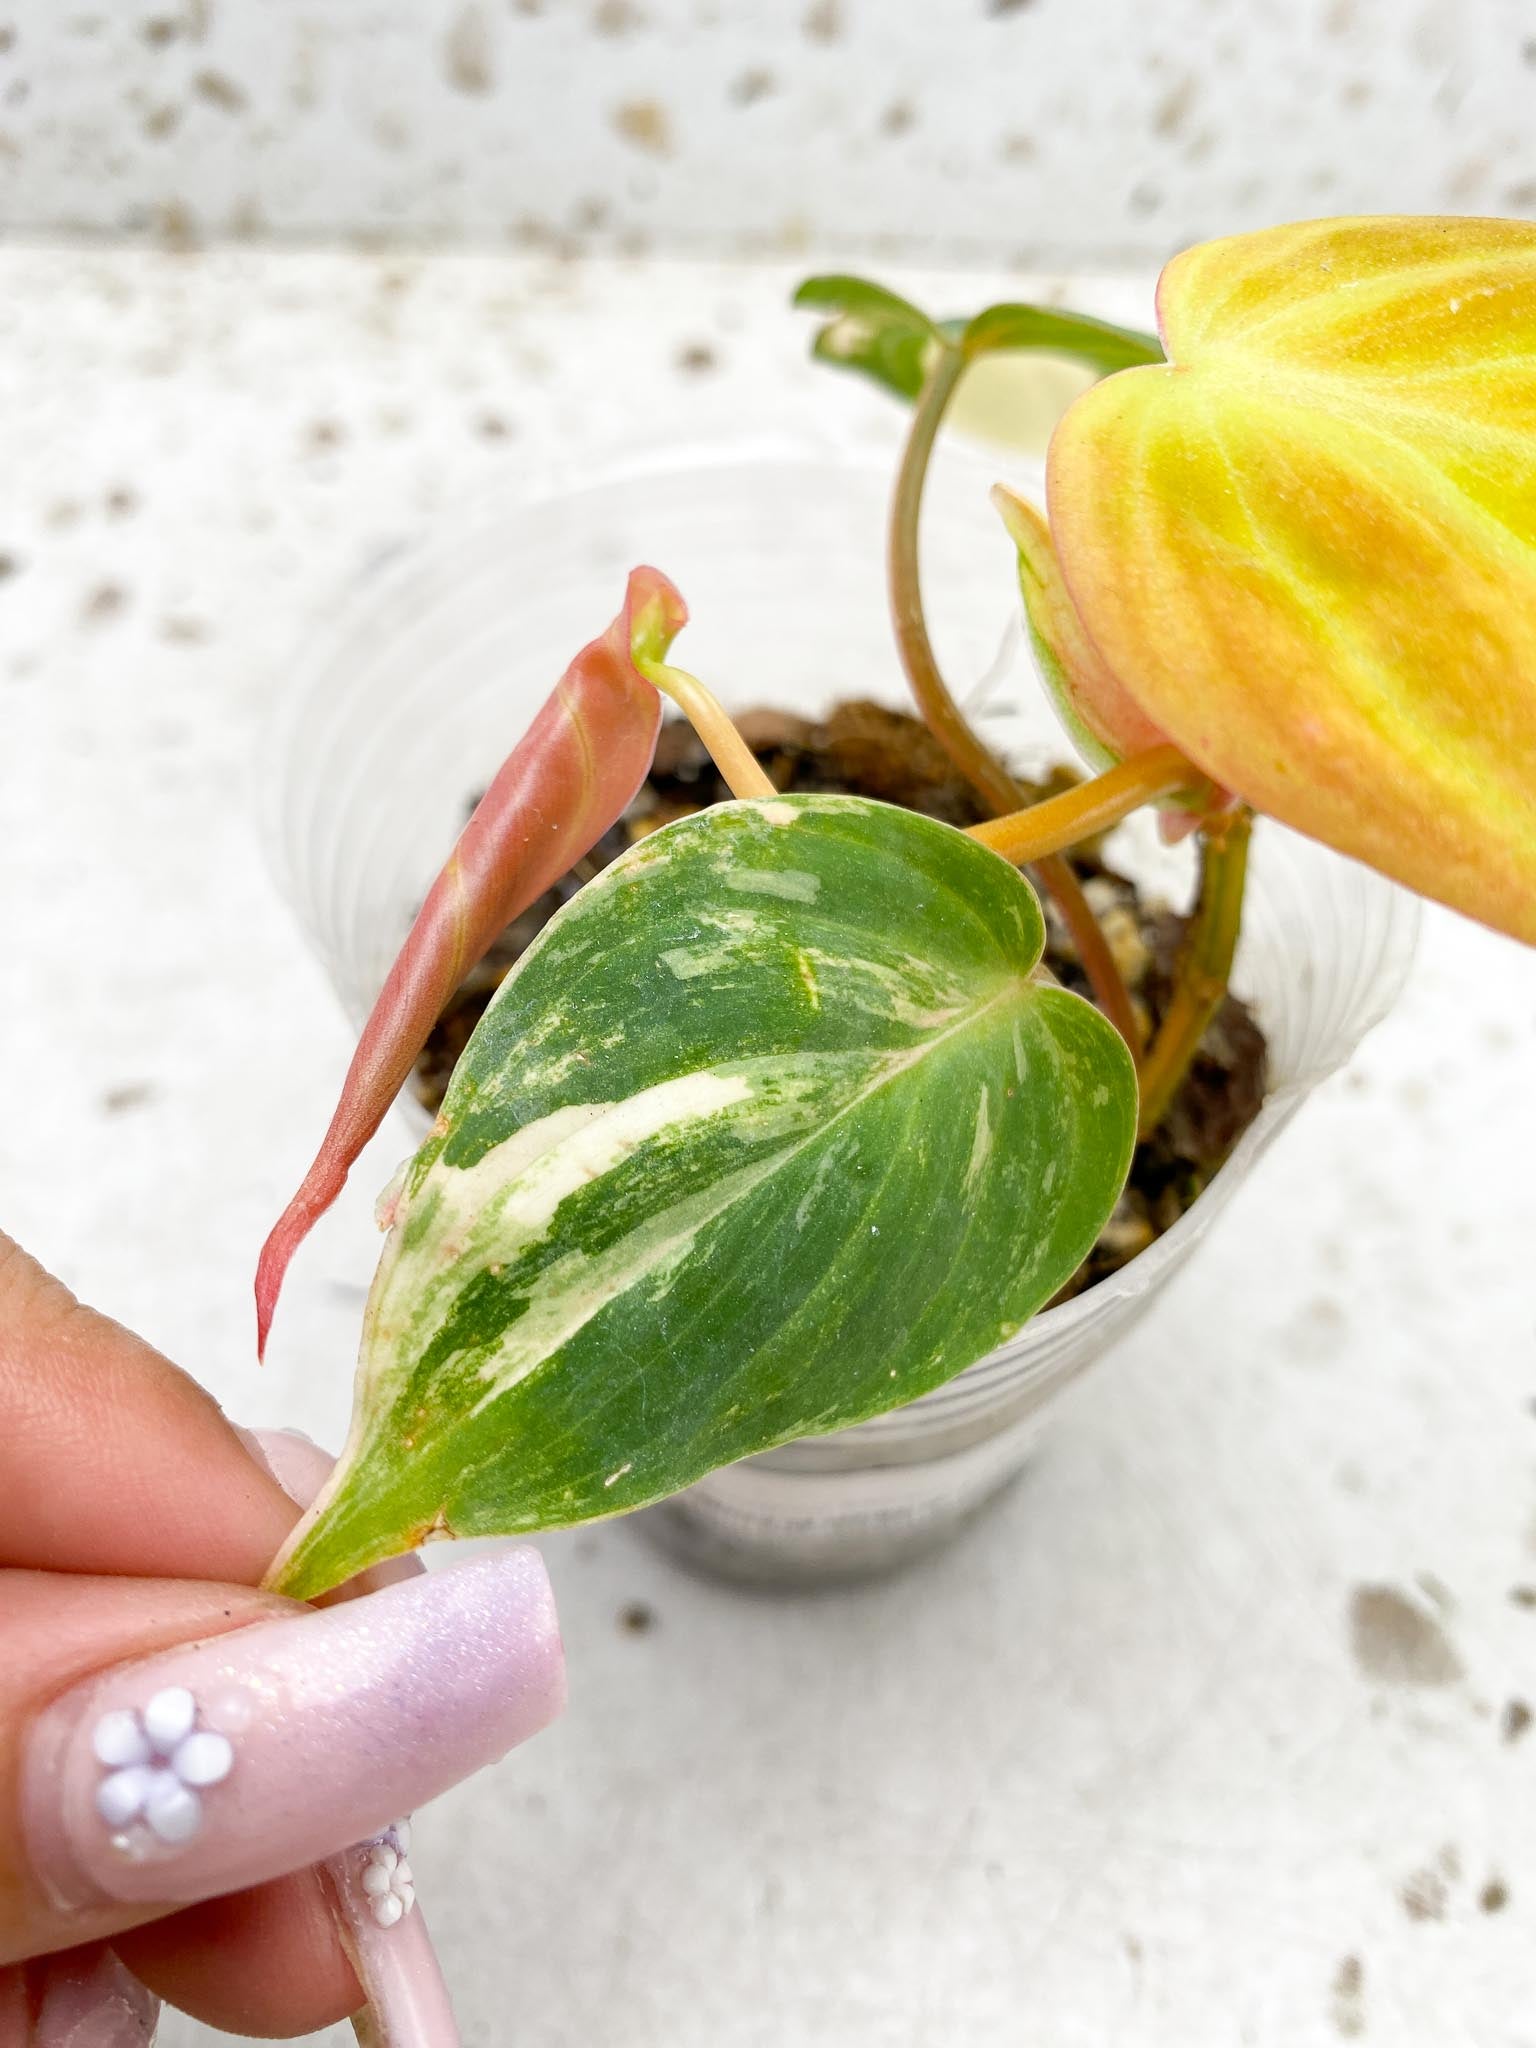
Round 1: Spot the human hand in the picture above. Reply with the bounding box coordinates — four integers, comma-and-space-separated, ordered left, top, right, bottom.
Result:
0, 1233, 566, 2042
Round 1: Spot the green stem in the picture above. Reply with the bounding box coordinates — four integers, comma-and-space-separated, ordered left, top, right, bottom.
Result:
888, 346, 1021, 816
1136, 807, 1253, 1139
888, 344, 1142, 1051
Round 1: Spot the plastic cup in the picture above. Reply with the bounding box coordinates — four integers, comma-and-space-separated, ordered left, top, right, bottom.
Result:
261, 439, 1419, 1584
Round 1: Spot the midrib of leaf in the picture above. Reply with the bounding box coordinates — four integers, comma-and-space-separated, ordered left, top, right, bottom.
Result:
443, 802, 1037, 1155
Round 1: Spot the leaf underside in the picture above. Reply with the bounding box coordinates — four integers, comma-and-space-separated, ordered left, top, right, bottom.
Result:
270, 796, 1136, 1598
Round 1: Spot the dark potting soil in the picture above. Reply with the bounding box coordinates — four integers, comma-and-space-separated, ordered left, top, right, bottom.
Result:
412, 700, 1268, 1302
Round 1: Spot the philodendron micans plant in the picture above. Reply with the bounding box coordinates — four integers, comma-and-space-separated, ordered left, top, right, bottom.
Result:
261, 215, 1536, 1600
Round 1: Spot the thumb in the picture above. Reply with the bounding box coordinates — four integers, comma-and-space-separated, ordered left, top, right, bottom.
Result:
5, 1549, 564, 1966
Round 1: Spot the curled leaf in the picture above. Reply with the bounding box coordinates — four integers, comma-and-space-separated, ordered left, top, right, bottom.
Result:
254, 568, 684, 1358
993, 484, 1229, 841
992, 484, 1168, 772
267, 795, 1136, 1598
792, 274, 946, 403
1047, 214, 1536, 945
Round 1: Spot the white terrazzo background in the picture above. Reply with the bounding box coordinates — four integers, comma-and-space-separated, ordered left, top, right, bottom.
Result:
3, 245, 1535, 2045
1, 0, 1535, 264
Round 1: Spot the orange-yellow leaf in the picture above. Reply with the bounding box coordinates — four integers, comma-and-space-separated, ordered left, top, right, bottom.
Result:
1047, 214, 1536, 945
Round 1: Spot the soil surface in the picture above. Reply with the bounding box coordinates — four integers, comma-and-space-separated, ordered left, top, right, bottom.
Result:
413, 700, 1268, 1301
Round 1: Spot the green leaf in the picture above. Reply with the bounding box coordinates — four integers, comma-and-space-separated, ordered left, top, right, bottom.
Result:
795, 272, 1162, 404
793, 273, 945, 402
791, 274, 940, 331
960, 304, 1163, 375
268, 797, 1136, 1598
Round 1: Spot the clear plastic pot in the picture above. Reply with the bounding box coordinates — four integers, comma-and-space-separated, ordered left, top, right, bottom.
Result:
262, 440, 1420, 1586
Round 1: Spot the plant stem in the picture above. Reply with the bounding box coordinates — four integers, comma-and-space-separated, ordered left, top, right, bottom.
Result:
1135, 806, 1253, 1139
889, 347, 1022, 817
643, 662, 778, 801
1035, 851, 1145, 1053
889, 344, 1144, 1043
966, 746, 1202, 865
888, 333, 1253, 1139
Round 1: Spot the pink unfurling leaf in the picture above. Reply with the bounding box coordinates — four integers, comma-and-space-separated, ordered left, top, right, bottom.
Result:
255, 567, 687, 1357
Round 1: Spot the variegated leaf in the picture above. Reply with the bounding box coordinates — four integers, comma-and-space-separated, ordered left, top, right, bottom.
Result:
269, 796, 1136, 1597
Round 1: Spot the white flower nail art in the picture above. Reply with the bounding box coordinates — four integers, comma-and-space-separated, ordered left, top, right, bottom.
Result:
359, 1819, 416, 1928
93, 1687, 234, 1848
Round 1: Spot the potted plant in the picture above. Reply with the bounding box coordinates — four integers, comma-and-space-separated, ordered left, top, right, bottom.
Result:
253, 212, 1534, 1604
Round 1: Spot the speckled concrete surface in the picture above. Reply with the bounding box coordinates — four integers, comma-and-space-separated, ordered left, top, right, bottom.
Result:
2, 0, 1535, 264
4, 246, 1535, 2046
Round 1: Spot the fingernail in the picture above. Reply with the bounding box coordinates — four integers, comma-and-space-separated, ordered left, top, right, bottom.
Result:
24, 1547, 565, 1912
238, 1421, 453, 2043
237, 1426, 421, 1596
32, 1945, 159, 2046
324, 1819, 460, 2046
233, 1424, 322, 1504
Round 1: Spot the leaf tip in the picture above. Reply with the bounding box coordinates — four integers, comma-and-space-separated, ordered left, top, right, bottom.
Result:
253, 1224, 287, 1362
989, 480, 1041, 561
623, 565, 688, 667
254, 1168, 343, 1360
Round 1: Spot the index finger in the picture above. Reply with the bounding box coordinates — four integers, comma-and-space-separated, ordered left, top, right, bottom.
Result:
0, 1234, 300, 1579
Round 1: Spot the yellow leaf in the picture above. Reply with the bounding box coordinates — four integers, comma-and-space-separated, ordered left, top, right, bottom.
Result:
1047, 215, 1536, 945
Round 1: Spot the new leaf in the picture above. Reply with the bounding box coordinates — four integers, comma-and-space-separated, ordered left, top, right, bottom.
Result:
254, 570, 683, 1356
